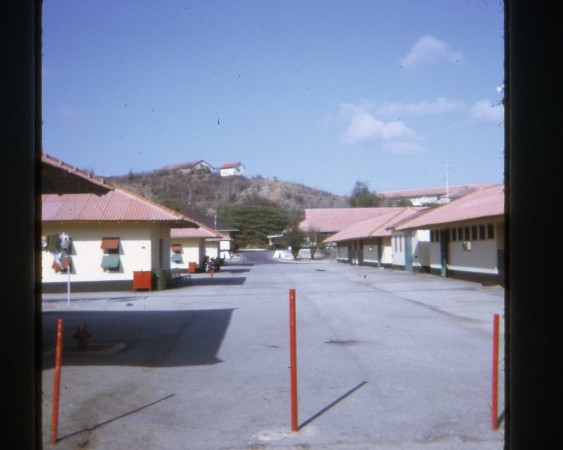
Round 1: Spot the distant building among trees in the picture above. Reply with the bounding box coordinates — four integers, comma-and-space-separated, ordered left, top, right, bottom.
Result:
220, 162, 245, 177
159, 160, 214, 174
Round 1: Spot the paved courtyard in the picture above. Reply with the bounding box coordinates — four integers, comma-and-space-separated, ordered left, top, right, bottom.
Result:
41, 251, 505, 449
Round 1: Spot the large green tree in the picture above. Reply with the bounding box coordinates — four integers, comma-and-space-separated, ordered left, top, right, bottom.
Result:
279, 220, 307, 260
218, 205, 290, 248
303, 227, 324, 260
348, 181, 383, 207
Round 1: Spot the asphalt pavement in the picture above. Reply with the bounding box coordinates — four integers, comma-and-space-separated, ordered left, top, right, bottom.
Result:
41, 251, 505, 450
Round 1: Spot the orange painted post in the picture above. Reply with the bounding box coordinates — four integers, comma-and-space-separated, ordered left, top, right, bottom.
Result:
51, 319, 63, 444
289, 288, 298, 431
492, 313, 500, 430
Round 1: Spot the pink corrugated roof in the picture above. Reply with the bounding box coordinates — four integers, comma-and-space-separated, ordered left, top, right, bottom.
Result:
379, 184, 495, 200
220, 161, 242, 169
42, 152, 114, 195
42, 153, 209, 227
42, 153, 111, 187
394, 184, 504, 230
171, 227, 230, 239
43, 189, 193, 223
324, 208, 426, 243
299, 207, 406, 233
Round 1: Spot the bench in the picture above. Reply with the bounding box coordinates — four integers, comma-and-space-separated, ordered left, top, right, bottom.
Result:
169, 268, 192, 287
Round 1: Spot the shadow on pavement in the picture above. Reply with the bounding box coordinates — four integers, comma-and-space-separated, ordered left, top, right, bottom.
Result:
218, 267, 251, 274
189, 276, 246, 286
55, 394, 176, 443
299, 381, 368, 430
42, 308, 235, 369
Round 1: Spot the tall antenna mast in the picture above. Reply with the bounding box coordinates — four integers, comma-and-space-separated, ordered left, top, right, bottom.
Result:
445, 161, 450, 202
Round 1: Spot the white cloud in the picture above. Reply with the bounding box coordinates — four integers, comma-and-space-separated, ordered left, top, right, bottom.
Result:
339, 104, 422, 153
470, 99, 504, 124
401, 35, 463, 69
377, 97, 464, 118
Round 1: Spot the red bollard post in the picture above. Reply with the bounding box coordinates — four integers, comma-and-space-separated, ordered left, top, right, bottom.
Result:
289, 288, 298, 432
492, 313, 500, 430
51, 319, 63, 444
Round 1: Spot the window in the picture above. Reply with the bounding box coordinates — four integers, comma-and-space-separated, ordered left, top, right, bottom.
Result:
101, 254, 120, 270
45, 233, 72, 252
451, 228, 457, 241
487, 223, 495, 240
171, 243, 182, 263
479, 224, 486, 240
101, 237, 120, 271
471, 225, 478, 240
464, 227, 470, 241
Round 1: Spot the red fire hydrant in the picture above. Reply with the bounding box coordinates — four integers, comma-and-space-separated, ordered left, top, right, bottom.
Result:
73, 324, 91, 350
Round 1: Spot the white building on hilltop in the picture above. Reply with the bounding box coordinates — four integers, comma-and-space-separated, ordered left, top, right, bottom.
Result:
220, 162, 245, 177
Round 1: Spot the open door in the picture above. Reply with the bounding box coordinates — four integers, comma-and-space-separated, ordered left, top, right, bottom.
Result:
404, 232, 413, 272
439, 229, 449, 277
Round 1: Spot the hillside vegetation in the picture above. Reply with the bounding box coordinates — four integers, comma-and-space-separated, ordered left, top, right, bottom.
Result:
108, 170, 349, 219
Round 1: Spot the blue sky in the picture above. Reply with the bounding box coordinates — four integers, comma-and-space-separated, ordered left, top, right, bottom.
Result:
42, 0, 504, 196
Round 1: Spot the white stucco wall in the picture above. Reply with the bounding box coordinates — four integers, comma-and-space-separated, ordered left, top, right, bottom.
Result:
220, 165, 244, 176
336, 244, 349, 261
219, 239, 231, 252
362, 244, 380, 264
412, 230, 430, 269
170, 237, 206, 270
391, 232, 405, 267
428, 242, 442, 272
379, 237, 392, 264
205, 240, 220, 259
427, 221, 503, 275
448, 240, 499, 274
42, 222, 171, 284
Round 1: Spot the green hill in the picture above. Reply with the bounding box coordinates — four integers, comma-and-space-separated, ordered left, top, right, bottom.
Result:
108, 170, 348, 219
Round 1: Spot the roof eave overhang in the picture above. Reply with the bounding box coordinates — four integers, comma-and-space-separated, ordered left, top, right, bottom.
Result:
42, 162, 113, 195
394, 213, 505, 232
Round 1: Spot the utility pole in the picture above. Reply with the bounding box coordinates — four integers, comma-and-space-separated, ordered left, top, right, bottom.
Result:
445, 161, 450, 202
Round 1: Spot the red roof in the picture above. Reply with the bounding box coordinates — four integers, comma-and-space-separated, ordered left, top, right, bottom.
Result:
394, 184, 504, 230
324, 208, 426, 243
42, 152, 114, 195
299, 207, 406, 233
379, 184, 495, 200
171, 227, 230, 239
41, 153, 205, 227
43, 189, 195, 224
220, 162, 242, 169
